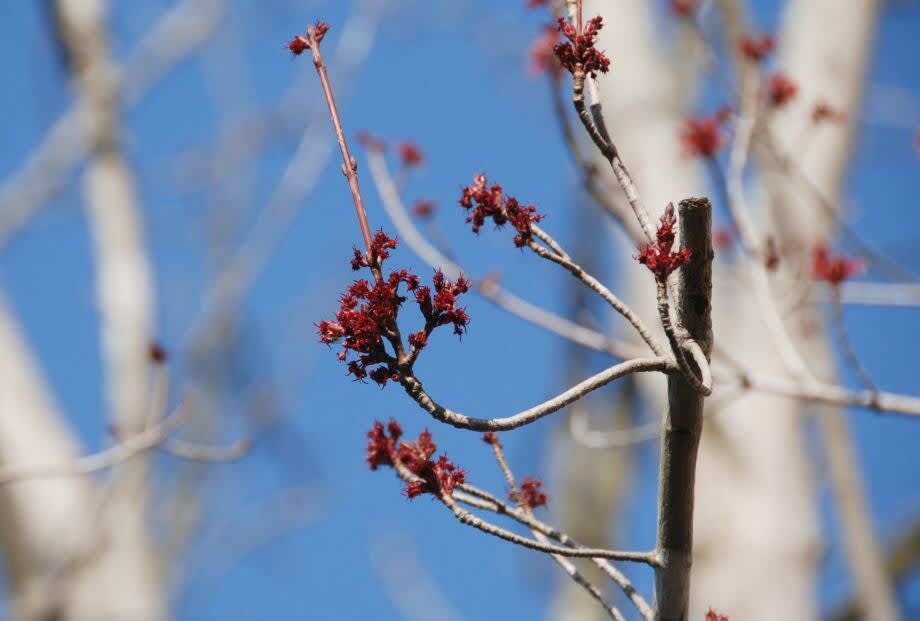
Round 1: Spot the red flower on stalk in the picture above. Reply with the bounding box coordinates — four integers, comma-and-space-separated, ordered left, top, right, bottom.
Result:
286, 21, 329, 56
318, 231, 469, 386
459, 174, 543, 248
517, 477, 548, 509
812, 243, 864, 285
366, 420, 466, 499
767, 73, 798, 108
739, 33, 774, 62
287, 35, 309, 56
553, 16, 611, 78
680, 115, 726, 159
398, 142, 424, 168
636, 203, 692, 282
705, 610, 728, 621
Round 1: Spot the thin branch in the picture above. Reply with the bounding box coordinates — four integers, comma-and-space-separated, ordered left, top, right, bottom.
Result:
0, 0, 226, 247
486, 437, 629, 621
655, 280, 712, 396
306, 23, 372, 252
526, 239, 664, 355
453, 485, 655, 621
389, 459, 656, 564
398, 356, 672, 431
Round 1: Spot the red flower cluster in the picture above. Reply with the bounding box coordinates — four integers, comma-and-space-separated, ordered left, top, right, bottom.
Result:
318, 231, 468, 386
680, 115, 726, 159
528, 25, 561, 76
812, 243, 864, 285
553, 16, 611, 78
412, 200, 436, 219
459, 175, 544, 247
286, 21, 330, 56
366, 420, 465, 499
412, 269, 471, 342
636, 203, 692, 282
516, 477, 548, 509
669, 0, 697, 18
398, 142, 424, 168
526, 0, 550, 7
767, 73, 798, 108
739, 33, 774, 62
705, 610, 728, 621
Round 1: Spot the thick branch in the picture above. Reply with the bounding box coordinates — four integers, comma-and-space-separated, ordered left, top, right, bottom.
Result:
653, 198, 712, 621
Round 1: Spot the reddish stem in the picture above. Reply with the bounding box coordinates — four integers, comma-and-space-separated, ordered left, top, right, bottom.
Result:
576, 0, 583, 34
307, 24, 373, 253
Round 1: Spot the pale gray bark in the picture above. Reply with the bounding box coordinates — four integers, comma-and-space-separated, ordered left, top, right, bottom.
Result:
766, 2, 896, 620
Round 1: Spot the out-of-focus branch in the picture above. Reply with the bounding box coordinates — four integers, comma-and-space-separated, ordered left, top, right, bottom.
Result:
767, 2, 899, 619
0, 403, 186, 485
52, 1, 164, 618
0, 295, 99, 619
370, 533, 467, 621
0, 0, 226, 247
827, 514, 920, 621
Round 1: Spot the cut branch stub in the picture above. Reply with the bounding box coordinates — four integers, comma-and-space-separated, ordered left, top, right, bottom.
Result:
653, 196, 713, 621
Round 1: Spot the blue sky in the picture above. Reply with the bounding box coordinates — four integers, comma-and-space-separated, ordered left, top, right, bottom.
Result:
0, 1, 919, 619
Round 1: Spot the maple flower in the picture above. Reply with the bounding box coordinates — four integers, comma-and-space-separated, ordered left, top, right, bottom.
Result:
739, 33, 774, 62
705, 610, 728, 621
636, 203, 692, 282
412, 200, 436, 219
287, 35, 309, 56
528, 25, 561, 76
366, 420, 466, 499
767, 73, 798, 108
459, 174, 543, 247
318, 230, 468, 386
398, 142, 424, 168
526, 0, 550, 7
553, 16, 611, 78
669, 0, 697, 18
679, 115, 726, 159
286, 21, 329, 56
812, 243, 864, 285
516, 477, 548, 509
